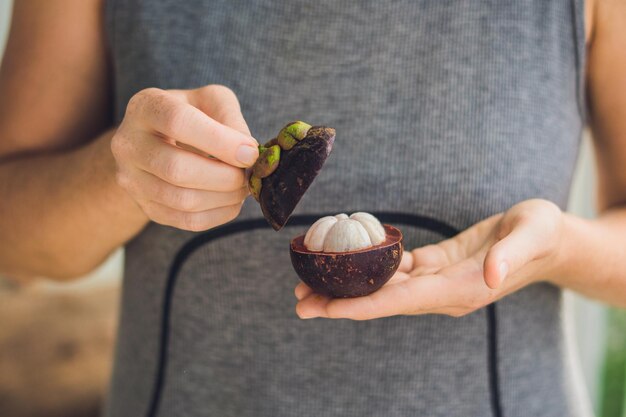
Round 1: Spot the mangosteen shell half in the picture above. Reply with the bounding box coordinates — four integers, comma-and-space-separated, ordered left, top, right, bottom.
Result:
259, 126, 335, 231
290, 224, 403, 298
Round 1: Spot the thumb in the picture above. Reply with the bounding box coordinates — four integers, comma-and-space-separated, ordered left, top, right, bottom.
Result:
483, 223, 542, 289
190, 85, 256, 141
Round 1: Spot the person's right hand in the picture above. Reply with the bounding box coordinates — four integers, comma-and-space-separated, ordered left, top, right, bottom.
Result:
111, 85, 258, 231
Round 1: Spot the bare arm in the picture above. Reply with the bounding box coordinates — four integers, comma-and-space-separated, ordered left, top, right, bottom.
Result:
553, 0, 626, 305
0, 0, 258, 280
0, 131, 148, 280
0, 0, 147, 279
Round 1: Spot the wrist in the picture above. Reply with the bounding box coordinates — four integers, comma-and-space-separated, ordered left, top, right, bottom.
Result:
546, 212, 595, 287
83, 129, 149, 227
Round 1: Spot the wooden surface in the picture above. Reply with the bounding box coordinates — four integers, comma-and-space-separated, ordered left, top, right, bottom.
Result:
0, 283, 119, 417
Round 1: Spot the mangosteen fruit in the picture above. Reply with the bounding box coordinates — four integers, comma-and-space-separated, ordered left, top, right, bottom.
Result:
290, 212, 403, 298
248, 121, 335, 230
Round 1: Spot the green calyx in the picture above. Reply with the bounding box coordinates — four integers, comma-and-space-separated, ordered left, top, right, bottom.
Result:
249, 144, 281, 200
277, 121, 312, 150
248, 121, 313, 202
249, 175, 262, 201
253, 144, 281, 178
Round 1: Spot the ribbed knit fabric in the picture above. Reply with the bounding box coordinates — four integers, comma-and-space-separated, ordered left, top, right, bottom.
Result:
104, 1, 591, 416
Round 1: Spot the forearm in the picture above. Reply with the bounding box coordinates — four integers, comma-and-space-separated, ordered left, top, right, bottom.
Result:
552, 209, 626, 307
0, 130, 148, 280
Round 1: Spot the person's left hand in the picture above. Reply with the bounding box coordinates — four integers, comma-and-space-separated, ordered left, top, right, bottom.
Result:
294, 199, 566, 320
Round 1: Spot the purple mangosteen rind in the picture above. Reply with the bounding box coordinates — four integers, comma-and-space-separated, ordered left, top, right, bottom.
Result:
290, 224, 403, 298
258, 126, 335, 230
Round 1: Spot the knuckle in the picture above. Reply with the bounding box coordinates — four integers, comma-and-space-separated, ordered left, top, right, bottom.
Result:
138, 87, 164, 103
516, 210, 534, 225
163, 103, 190, 135
114, 171, 132, 191
125, 95, 141, 115
110, 134, 124, 158
171, 190, 198, 211
144, 87, 164, 95
199, 84, 241, 120
203, 84, 236, 99
127, 88, 160, 113
161, 155, 186, 184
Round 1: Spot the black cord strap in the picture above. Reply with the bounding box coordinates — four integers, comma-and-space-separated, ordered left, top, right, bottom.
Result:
487, 303, 504, 417
144, 212, 503, 417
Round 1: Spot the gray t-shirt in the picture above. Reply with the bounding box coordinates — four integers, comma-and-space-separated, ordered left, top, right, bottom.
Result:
104, 1, 591, 416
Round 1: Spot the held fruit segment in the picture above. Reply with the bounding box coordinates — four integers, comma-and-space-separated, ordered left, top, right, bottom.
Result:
248, 122, 335, 230
290, 212, 403, 298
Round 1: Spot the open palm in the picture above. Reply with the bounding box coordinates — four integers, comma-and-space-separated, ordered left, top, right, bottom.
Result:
294, 199, 565, 320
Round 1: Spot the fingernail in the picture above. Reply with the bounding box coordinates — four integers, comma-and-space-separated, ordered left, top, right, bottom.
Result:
297, 311, 318, 319
499, 261, 509, 282
236, 145, 258, 166
296, 305, 318, 319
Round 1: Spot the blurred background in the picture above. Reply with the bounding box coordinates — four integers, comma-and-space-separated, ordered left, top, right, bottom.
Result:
0, 0, 624, 416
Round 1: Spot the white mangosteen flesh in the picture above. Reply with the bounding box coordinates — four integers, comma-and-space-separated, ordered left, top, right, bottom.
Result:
303, 216, 337, 252
303, 212, 387, 252
323, 220, 371, 252
349, 212, 386, 245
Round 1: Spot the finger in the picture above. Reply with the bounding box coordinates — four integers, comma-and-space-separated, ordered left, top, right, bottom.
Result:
324, 278, 440, 320
294, 282, 313, 300
296, 249, 499, 320
483, 221, 543, 289
186, 85, 253, 137
409, 265, 443, 277
132, 88, 258, 167
296, 293, 332, 319
386, 271, 411, 285
435, 255, 496, 306
434, 214, 504, 264
327, 252, 503, 320
141, 201, 242, 232
296, 274, 454, 320
398, 251, 414, 272
129, 133, 246, 191
408, 244, 451, 273
124, 168, 249, 212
